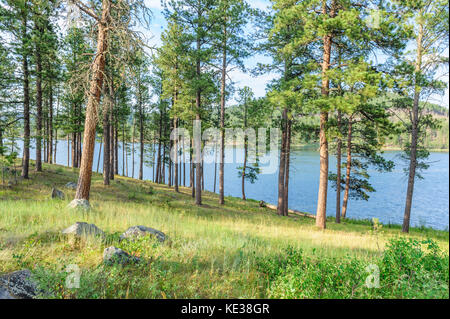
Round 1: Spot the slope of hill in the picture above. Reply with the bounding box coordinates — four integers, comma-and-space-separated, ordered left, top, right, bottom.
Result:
0, 162, 448, 298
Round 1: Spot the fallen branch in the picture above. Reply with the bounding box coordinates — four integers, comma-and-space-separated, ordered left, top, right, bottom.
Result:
261, 201, 316, 219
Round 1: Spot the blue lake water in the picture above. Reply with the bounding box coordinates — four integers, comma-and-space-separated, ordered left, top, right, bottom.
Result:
15, 140, 449, 230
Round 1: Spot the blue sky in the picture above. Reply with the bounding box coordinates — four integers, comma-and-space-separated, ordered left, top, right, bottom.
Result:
143, 0, 449, 108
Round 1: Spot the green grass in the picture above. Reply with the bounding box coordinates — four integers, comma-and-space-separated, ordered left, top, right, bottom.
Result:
0, 161, 448, 298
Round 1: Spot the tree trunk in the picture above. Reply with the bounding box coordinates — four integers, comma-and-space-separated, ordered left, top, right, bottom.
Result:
341, 115, 353, 219
109, 113, 115, 180
315, 25, 332, 229
96, 134, 102, 173
132, 114, 135, 179
49, 84, 53, 164
283, 120, 292, 216
336, 110, 342, 223
195, 115, 202, 205
114, 125, 118, 175
21, 25, 30, 179
219, 24, 227, 205
35, 38, 43, 172
403, 23, 424, 233
103, 97, 110, 185
277, 108, 288, 215
122, 124, 125, 176
74, 0, 110, 201
174, 117, 179, 192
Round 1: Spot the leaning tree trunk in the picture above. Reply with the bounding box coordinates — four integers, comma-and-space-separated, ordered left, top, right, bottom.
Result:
341, 115, 353, 219
73, 0, 110, 202
403, 24, 423, 233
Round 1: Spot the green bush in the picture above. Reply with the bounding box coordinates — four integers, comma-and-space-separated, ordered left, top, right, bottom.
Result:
257, 238, 449, 299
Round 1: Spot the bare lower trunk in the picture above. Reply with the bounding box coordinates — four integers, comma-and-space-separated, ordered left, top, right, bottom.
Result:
21, 42, 30, 179
341, 116, 353, 218
97, 135, 102, 173
114, 126, 118, 175
35, 42, 42, 172
103, 102, 110, 185
48, 84, 53, 164
316, 27, 332, 229
277, 108, 288, 215
219, 26, 227, 205
174, 117, 179, 192
402, 23, 423, 234
74, 1, 110, 200
109, 113, 114, 180
283, 120, 292, 216
336, 110, 342, 223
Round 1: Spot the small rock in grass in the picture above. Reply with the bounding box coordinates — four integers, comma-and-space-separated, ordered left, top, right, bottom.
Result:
62, 222, 105, 239
68, 199, 90, 210
120, 225, 166, 243
51, 188, 65, 199
103, 246, 140, 265
0, 270, 37, 299
65, 182, 77, 190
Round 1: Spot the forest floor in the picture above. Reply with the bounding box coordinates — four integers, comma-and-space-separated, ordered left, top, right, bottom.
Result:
0, 161, 448, 298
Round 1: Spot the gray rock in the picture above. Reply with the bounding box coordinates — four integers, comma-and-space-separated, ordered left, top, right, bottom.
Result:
103, 246, 140, 265
68, 199, 90, 210
62, 222, 105, 239
51, 188, 65, 199
120, 225, 166, 242
0, 270, 37, 299
65, 182, 77, 190
0, 287, 15, 299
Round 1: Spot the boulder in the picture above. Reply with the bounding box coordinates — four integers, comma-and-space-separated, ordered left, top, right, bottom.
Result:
65, 182, 77, 190
0, 270, 37, 299
51, 188, 65, 199
68, 199, 90, 210
103, 246, 140, 265
120, 225, 166, 243
62, 222, 105, 239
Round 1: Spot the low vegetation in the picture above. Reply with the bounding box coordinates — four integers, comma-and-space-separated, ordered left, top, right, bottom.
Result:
0, 162, 448, 299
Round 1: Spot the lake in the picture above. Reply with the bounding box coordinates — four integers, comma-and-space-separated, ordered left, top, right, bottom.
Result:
14, 140, 449, 230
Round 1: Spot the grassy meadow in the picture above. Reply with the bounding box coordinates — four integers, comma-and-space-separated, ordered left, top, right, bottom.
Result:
0, 161, 448, 299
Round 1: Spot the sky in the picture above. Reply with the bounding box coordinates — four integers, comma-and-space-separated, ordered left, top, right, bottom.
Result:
143, 0, 448, 108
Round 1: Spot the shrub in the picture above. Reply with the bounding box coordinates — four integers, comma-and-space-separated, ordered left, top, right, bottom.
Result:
257, 238, 449, 299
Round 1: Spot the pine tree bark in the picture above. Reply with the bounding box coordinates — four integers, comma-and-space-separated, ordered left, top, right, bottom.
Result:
283, 120, 292, 216
74, 0, 110, 201
336, 110, 342, 223
35, 38, 43, 172
403, 23, 424, 233
316, 33, 332, 228
21, 16, 30, 179
277, 108, 288, 215
103, 88, 110, 185
341, 115, 353, 218
109, 112, 114, 180
48, 83, 53, 164
174, 117, 179, 192
219, 24, 227, 205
